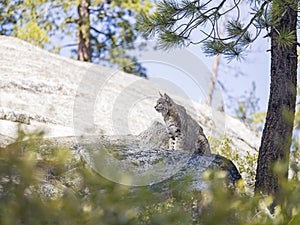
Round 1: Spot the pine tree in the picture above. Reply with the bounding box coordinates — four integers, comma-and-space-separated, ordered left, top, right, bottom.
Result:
0, 0, 21, 36
137, 0, 298, 198
78, 0, 92, 62
0, 0, 152, 77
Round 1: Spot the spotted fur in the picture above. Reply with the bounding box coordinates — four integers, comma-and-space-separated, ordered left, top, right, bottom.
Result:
155, 93, 211, 154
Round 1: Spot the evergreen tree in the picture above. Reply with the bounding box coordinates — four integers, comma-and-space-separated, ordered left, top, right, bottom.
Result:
137, 0, 298, 199
78, 0, 91, 62
0, 0, 21, 36
0, 0, 152, 77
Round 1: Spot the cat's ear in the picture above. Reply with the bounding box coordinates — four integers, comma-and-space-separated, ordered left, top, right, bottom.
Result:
159, 92, 163, 97
164, 93, 170, 99
163, 93, 171, 102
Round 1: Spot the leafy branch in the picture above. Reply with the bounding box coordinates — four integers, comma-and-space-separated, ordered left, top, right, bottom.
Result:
137, 0, 275, 60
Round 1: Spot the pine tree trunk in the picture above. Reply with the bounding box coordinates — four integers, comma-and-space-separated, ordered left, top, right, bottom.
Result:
254, 2, 298, 197
206, 54, 220, 106
206, 14, 226, 110
78, 0, 91, 62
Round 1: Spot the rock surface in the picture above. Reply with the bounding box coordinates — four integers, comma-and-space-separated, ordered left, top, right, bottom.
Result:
44, 121, 241, 192
0, 36, 260, 153
0, 36, 260, 192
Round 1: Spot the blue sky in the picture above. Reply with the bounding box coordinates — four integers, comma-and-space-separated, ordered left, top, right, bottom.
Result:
59, 33, 292, 117
192, 37, 271, 113
141, 37, 271, 115
56, 0, 299, 117
137, 0, 276, 115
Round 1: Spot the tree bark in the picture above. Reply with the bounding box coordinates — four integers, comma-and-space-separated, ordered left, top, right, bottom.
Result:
254, 2, 298, 197
206, 14, 226, 110
206, 54, 221, 106
78, 0, 92, 62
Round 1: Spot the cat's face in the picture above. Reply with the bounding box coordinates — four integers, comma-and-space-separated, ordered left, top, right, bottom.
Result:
155, 94, 171, 116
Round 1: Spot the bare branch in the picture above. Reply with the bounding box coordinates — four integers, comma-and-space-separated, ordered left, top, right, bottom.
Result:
90, 26, 109, 36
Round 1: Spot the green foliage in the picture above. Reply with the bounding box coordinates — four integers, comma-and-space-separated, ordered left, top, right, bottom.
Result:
137, 0, 298, 59
111, 0, 152, 13
0, 0, 21, 35
0, 0, 152, 77
274, 28, 296, 49
86, 0, 152, 77
1, 0, 71, 49
209, 135, 258, 193
1, 130, 300, 225
0, 130, 147, 225
15, 21, 50, 48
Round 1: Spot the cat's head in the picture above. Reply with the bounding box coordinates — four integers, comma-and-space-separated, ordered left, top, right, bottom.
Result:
154, 93, 173, 116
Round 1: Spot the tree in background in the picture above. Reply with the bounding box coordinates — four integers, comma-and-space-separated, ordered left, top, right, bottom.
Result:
84, 0, 151, 77
77, 0, 91, 62
0, 0, 55, 48
138, 0, 298, 201
0, 1, 21, 36
0, 0, 152, 77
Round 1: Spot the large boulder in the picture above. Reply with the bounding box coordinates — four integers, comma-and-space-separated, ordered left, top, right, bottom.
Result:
0, 36, 260, 152
0, 36, 259, 193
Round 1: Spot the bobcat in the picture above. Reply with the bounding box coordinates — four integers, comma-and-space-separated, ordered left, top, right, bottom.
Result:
155, 93, 211, 154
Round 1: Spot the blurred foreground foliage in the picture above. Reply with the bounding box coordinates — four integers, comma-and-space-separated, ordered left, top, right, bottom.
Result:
0, 129, 300, 225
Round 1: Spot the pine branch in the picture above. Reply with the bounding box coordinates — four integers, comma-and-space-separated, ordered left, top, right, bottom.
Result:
232, 0, 270, 46
137, 0, 274, 59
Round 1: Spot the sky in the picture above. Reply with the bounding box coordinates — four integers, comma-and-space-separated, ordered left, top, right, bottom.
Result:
56, 0, 299, 118
59, 26, 292, 118
141, 0, 276, 115
190, 37, 271, 113
139, 0, 299, 117
141, 36, 271, 115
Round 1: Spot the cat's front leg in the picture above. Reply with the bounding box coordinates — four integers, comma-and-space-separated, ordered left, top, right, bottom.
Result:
169, 138, 176, 150
173, 135, 184, 150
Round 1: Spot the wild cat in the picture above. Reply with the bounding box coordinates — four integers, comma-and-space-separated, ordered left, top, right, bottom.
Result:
155, 93, 211, 154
